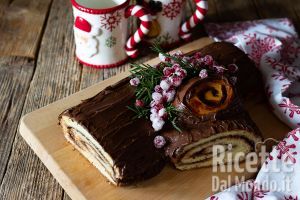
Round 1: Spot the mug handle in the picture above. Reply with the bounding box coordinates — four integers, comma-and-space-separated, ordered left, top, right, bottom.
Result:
179, 0, 208, 40
125, 5, 151, 58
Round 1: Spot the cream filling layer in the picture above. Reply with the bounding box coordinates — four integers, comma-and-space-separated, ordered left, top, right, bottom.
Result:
60, 116, 120, 185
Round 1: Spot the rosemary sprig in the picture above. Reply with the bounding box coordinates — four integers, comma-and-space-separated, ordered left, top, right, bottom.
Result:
165, 103, 182, 132
127, 105, 149, 119
129, 43, 237, 133
151, 43, 200, 78
151, 43, 192, 68
128, 44, 195, 132
130, 63, 163, 104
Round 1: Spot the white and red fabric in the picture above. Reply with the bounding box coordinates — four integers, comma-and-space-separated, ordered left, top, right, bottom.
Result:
204, 18, 300, 199
71, 0, 151, 68
206, 128, 300, 200
205, 18, 300, 129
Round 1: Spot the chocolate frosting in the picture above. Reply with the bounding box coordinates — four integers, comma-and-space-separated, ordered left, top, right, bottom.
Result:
161, 43, 263, 163
162, 75, 261, 161
60, 78, 165, 184
163, 118, 260, 163
60, 42, 262, 180
188, 42, 263, 98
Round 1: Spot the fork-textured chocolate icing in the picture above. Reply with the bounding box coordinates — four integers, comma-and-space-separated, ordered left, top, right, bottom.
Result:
59, 78, 165, 185
59, 42, 262, 183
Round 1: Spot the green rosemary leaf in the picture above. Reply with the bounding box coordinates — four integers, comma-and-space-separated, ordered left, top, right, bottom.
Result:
127, 105, 149, 119
171, 117, 182, 133
151, 43, 194, 70
128, 43, 195, 133
127, 105, 137, 113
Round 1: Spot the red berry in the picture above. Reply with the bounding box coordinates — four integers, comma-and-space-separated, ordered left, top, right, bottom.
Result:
135, 100, 144, 107
193, 52, 202, 59
163, 67, 175, 77
202, 55, 214, 66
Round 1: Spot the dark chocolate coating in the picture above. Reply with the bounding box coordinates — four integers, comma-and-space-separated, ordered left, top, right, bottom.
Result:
60, 42, 262, 181
162, 43, 263, 164
163, 118, 260, 163
189, 42, 263, 98
60, 78, 165, 185
162, 75, 262, 163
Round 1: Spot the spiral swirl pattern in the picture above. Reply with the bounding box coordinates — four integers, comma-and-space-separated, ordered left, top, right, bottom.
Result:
184, 77, 234, 116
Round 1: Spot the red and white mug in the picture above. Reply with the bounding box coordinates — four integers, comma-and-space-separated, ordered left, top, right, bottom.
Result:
141, 0, 208, 46
71, 0, 151, 68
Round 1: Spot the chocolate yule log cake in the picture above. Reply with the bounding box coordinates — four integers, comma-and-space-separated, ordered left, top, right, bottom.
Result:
59, 42, 262, 185
59, 78, 165, 186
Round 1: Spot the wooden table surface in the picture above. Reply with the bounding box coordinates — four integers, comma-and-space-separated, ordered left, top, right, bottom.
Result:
0, 0, 300, 199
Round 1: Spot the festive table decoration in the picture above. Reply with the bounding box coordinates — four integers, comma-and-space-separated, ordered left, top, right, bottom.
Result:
138, 0, 208, 46
128, 44, 240, 132
137, 0, 163, 38
71, 0, 151, 68
124, 5, 152, 57
179, 0, 208, 40
154, 42, 262, 170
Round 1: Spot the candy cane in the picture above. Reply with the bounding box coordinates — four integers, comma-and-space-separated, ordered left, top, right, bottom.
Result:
179, 0, 208, 40
125, 5, 151, 58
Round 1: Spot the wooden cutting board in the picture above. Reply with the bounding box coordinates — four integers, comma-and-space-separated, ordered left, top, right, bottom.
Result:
19, 37, 291, 200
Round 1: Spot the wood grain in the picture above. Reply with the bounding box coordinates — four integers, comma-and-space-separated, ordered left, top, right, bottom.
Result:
205, 0, 219, 22
293, 1, 300, 32
80, 56, 155, 89
252, 0, 295, 18
252, 0, 300, 32
213, 0, 258, 22
0, 57, 34, 184
0, 0, 81, 199
0, 0, 52, 58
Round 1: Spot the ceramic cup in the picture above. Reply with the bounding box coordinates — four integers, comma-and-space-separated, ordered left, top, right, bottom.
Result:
71, 0, 151, 68
140, 0, 208, 46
